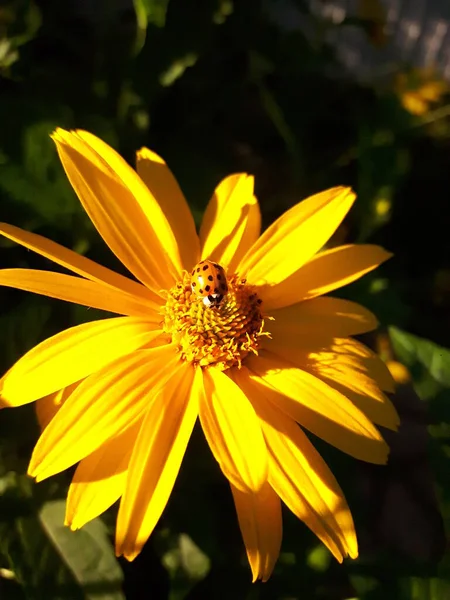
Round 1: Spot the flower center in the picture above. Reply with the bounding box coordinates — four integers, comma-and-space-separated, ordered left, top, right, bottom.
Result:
162, 271, 269, 370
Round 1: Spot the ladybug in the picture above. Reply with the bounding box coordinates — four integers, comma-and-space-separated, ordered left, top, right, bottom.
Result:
190, 260, 228, 307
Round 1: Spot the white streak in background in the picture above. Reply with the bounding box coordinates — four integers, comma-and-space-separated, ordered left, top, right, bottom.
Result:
441, 25, 450, 77
387, 0, 402, 25
397, 20, 422, 59
422, 20, 448, 66
441, 29, 450, 78
321, 2, 347, 25
339, 45, 363, 69
444, 58, 450, 80
266, 0, 450, 82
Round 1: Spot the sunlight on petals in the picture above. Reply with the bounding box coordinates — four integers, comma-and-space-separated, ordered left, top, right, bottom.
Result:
0, 269, 160, 318
35, 381, 82, 431
238, 187, 355, 288
0, 317, 161, 407
304, 356, 398, 431
200, 368, 268, 493
265, 335, 398, 431
246, 351, 389, 464
137, 147, 200, 270
260, 244, 392, 310
52, 129, 181, 290
66, 422, 141, 530
231, 481, 282, 582
200, 174, 261, 272
116, 364, 199, 560
28, 345, 180, 481
0, 222, 160, 304
233, 368, 358, 561
269, 297, 379, 338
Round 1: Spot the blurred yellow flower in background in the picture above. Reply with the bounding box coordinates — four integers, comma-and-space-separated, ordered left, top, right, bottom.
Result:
396, 68, 448, 116
0, 129, 397, 581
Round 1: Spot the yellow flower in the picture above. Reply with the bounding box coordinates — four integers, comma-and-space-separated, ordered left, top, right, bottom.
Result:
0, 129, 398, 581
396, 68, 448, 116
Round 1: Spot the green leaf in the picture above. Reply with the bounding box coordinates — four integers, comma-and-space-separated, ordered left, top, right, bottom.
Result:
0, 478, 81, 600
389, 327, 450, 388
133, 0, 169, 54
39, 500, 125, 600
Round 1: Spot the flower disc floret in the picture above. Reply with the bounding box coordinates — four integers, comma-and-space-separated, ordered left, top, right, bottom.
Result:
162, 272, 269, 370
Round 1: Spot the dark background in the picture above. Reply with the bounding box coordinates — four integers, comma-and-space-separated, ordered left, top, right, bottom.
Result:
0, 1, 449, 598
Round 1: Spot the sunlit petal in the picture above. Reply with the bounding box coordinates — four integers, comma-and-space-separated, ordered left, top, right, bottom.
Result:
35, 381, 82, 430
0, 269, 159, 318
246, 351, 389, 464
52, 129, 181, 290
231, 482, 282, 582
0, 222, 159, 305
267, 335, 398, 431
199, 368, 268, 493
200, 174, 261, 271
28, 345, 180, 481
260, 244, 392, 310
238, 187, 355, 287
233, 368, 357, 561
269, 297, 378, 338
137, 148, 200, 270
116, 363, 199, 560
66, 422, 141, 530
0, 317, 161, 407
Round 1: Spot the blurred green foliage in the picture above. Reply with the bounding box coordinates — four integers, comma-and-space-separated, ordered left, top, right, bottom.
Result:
1, 0, 450, 598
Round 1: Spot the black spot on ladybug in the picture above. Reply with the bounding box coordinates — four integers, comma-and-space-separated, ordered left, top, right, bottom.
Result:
257, 299, 262, 304
249, 294, 256, 300
199, 289, 203, 294
221, 283, 227, 291
196, 267, 201, 273
192, 282, 196, 287
205, 285, 210, 292
191, 269, 195, 276
202, 264, 209, 271
208, 275, 213, 281
217, 274, 222, 280
213, 263, 220, 270
214, 287, 219, 294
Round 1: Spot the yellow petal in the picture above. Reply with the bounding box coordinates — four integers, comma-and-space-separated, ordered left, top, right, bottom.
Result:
260, 244, 392, 310
0, 316, 161, 406
116, 363, 199, 560
199, 368, 268, 493
269, 297, 378, 338
293, 336, 395, 393
52, 129, 181, 290
66, 422, 141, 530
136, 148, 200, 270
230, 482, 282, 582
28, 344, 180, 481
199, 174, 261, 271
35, 381, 81, 430
265, 333, 398, 430
246, 351, 389, 464
238, 187, 355, 287
285, 337, 398, 430
327, 383, 398, 431
233, 368, 358, 562
0, 222, 159, 305
0, 269, 160, 318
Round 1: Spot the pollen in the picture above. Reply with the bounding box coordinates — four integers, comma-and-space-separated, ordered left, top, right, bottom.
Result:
161, 272, 269, 370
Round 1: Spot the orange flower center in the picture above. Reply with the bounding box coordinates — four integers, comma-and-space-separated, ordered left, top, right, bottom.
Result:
162, 272, 269, 370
